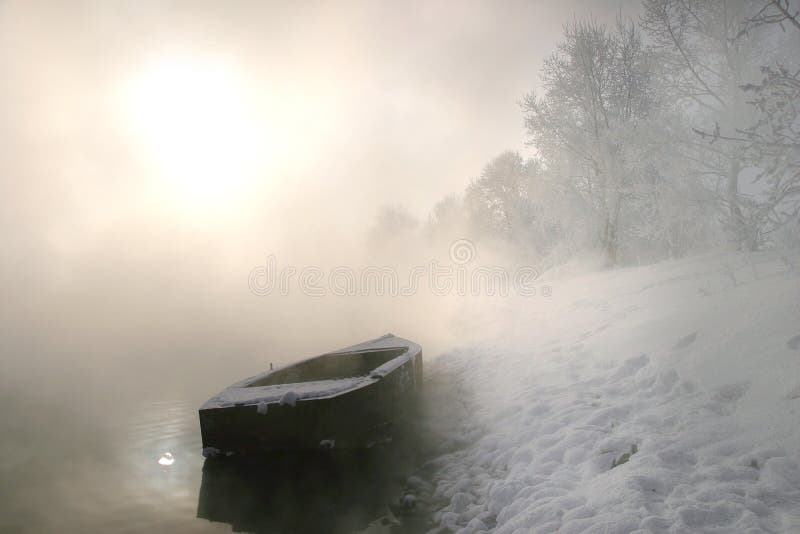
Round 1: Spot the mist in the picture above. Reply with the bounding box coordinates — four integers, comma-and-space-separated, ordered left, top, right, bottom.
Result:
0, 0, 647, 398
2, 0, 799, 532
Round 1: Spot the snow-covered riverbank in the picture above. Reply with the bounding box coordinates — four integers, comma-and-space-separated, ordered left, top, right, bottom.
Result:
417, 251, 800, 533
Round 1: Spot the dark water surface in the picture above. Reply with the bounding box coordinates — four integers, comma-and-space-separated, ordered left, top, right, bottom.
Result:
0, 367, 431, 534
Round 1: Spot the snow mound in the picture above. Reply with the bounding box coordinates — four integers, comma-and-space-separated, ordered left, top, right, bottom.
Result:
279, 390, 299, 407
421, 251, 800, 533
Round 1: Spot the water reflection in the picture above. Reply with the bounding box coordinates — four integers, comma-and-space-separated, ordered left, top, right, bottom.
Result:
197, 448, 424, 534
0, 388, 432, 533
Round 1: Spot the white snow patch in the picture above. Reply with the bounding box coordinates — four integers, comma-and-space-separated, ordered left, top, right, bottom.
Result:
401, 493, 416, 509
201, 376, 369, 409
279, 390, 299, 407
420, 251, 800, 533
202, 447, 220, 459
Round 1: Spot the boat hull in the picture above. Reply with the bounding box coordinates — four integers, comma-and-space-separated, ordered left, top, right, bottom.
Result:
199, 335, 422, 453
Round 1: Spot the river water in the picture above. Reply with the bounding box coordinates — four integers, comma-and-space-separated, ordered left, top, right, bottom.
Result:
0, 362, 431, 533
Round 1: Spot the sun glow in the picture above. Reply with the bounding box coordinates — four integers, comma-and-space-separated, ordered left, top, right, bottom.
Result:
124, 55, 269, 212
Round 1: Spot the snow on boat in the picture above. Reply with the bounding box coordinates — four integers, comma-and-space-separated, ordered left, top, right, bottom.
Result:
199, 334, 422, 454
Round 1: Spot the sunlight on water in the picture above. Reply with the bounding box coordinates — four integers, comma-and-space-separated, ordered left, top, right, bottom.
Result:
158, 452, 175, 467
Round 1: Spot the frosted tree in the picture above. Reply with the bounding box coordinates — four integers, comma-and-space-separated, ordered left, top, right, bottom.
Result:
464, 151, 536, 244
731, 65, 800, 245
464, 151, 583, 260
735, 0, 800, 37
425, 194, 467, 245
622, 155, 718, 260
366, 204, 420, 256
641, 0, 773, 250
522, 18, 661, 265
694, 0, 800, 246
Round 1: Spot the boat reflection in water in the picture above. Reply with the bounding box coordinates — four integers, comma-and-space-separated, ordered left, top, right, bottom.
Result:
196, 447, 424, 534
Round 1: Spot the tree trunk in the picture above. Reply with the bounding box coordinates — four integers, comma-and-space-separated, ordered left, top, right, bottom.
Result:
601, 195, 620, 266
726, 157, 751, 250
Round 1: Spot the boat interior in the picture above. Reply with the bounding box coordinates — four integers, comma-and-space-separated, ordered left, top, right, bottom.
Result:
246, 347, 408, 387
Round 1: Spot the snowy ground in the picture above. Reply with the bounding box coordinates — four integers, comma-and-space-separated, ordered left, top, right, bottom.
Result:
409, 251, 800, 533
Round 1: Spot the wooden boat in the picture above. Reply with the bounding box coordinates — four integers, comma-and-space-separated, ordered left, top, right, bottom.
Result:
199, 334, 422, 455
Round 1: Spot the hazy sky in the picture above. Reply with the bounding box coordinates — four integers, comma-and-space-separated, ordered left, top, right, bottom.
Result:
2, 0, 640, 233
0, 0, 641, 371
